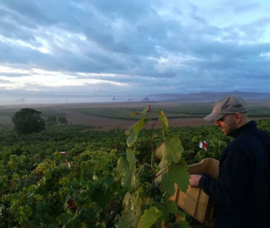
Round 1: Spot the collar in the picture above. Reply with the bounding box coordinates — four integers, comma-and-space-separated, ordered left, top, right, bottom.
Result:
233, 120, 257, 138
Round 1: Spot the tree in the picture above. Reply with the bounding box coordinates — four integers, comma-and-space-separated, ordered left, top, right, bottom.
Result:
12, 108, 45, 135
46, 115, 57, 126
58, 116, 68, 125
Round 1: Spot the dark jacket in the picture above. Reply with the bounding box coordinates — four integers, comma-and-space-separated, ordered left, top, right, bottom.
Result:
199, 121, 270, 228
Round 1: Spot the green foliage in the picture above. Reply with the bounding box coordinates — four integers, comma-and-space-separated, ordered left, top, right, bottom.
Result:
46, 115, 57, 126
159, 160, 189, 195
155, 134, 183, 169
125, 118, 148, 147
116, 106, 190, 227
137, 207, 161, 228
12, 108, 45, 135
2, 110, 270, 227
46, 116, 69, 126
0, 125, 127, 227
58, 116, 68, 125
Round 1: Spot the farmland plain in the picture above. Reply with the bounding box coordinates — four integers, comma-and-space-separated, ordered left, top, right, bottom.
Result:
1, 100, 270, 130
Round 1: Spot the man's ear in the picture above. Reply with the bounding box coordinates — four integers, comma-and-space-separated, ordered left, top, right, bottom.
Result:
235, 112, 242, 124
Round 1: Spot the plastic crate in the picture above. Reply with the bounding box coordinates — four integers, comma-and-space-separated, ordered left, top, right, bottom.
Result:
170, 158, 219, 223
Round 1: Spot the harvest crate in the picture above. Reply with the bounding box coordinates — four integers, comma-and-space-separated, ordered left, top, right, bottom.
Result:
170, 158, 219, 223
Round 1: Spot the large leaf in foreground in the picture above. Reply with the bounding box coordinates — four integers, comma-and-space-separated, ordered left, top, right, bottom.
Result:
117, 191, 142, 228
165, 200, 178, 214
126, 148, 136, 171
158, 110, 168, 135
155, 134, 183, 169
126, 118, 148, 147
160, 159, 190, 196
137, 207, 161, 228
116, 156, 138, 192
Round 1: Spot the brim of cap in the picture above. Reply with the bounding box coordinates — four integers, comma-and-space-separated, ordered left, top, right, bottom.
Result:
204, 113, 225, 122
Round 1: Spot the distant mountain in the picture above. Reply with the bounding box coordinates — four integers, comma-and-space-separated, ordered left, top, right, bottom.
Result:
1, 90, 270, 105
148, 91, 270, 102
0, 90, 143, 105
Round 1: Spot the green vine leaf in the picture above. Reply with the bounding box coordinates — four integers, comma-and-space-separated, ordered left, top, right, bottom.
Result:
137, 207, 162, 228
125, 126, 133, 136
165, 200, 178, 214
155, 134, 183, 169
158, 110, 168, 135
129, 106, 151, 118
142, 106, 151, 114
133, 118, 148, 134
118, 191, 142, 228
126, 118, 148, 147
131, 111, 140, 117
159, 159, 190, 196
152, 202, 169, 224
126, 148, 136, 171
126, 132, 138, 147
116, 156, 138, 192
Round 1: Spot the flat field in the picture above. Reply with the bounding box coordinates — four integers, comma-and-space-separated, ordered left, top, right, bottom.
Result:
1, 101, 270, 130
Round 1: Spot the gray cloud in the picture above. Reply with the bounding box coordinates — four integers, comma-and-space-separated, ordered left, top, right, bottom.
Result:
0, 0, 270, 96
0, 72, 29, 77
0, 79, 10, 83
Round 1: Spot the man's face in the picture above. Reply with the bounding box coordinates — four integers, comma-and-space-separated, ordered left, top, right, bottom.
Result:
215, 114, 238, 136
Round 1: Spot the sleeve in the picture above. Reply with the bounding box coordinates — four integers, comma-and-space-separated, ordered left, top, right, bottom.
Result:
199, 146, 250, 205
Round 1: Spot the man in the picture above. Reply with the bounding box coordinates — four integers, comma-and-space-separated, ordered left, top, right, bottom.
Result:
189, 95, 270, 228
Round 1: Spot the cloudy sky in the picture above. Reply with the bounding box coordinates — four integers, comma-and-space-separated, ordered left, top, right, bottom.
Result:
1, 0, 270, 98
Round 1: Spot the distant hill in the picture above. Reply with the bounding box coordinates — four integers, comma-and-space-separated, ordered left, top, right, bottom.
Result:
148, 91, 270, 102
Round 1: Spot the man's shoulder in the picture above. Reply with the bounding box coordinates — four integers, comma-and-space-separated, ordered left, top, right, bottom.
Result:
226, 131, 258, 153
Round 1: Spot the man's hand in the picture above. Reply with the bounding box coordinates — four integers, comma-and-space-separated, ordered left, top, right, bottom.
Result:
189, 174, 202, 188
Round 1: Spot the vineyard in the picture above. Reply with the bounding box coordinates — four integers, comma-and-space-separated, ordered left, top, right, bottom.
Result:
0, 106, 270, 227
